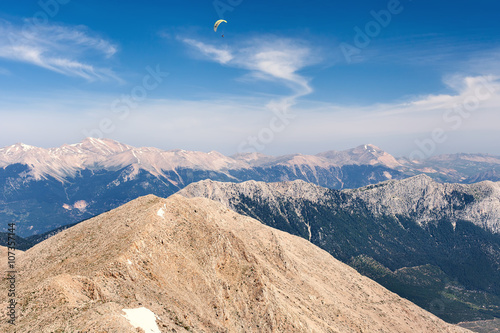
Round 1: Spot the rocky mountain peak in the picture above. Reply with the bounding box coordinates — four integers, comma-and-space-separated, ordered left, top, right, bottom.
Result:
405, 173, 437, 186
316, 143, 402, 168
0, 194, 468, 332
10, 142, 36, 151
75, 137, 133, 155
0, 142, 40, 158
353, 143, 383, 153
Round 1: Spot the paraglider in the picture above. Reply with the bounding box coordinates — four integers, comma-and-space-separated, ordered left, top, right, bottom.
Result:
214, 19, 227, 37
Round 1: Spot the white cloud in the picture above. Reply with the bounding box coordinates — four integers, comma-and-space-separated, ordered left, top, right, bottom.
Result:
0, 20, 120, 82
180, 36, 316, 96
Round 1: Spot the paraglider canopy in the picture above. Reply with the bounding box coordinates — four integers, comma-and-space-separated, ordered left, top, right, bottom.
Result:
214, 19, 227, 32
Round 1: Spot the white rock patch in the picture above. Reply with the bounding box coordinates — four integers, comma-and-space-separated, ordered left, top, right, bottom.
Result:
157, 206, 165, 219
122, 307, 160, 333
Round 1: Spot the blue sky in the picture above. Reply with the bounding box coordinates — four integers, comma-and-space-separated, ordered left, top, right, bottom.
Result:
0, 0, 499, 158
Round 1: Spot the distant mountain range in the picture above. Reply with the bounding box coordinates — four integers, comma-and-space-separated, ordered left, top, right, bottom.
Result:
179, 176, 500, 323
0, 195, 468, 332
3, 137, 500, 325
2, 138, 500, 236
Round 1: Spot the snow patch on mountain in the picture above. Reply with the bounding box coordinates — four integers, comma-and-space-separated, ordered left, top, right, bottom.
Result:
157, 204, 166, 219
122, 307, 161, 333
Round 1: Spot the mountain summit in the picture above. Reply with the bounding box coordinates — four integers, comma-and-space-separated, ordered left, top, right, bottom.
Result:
0, 195, 467, 332
317, 143, 403, 168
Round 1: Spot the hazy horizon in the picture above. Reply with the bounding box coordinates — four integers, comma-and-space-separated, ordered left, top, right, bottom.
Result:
1, 1, 499, 158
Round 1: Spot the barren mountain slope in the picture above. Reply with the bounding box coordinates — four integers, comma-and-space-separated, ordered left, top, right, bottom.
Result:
0, 195, 468, 332
178, 178, 500, 323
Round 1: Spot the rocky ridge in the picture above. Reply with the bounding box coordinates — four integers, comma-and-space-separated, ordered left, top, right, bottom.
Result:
182, 179, 330, 210
181, 175, 500, 234
346, 174, 500, 233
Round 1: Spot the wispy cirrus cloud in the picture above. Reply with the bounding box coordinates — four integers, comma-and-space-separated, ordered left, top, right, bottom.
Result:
180, 36, 317, 96
0, 20, 120, 82
182, 38, 233, 64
